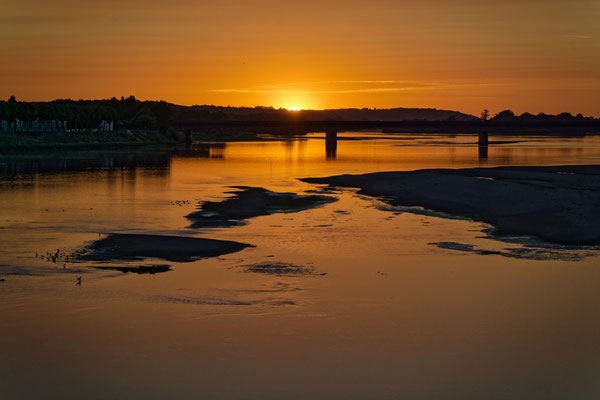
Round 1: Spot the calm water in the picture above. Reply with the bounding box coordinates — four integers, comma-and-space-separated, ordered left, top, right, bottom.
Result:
1, 132, 600, 399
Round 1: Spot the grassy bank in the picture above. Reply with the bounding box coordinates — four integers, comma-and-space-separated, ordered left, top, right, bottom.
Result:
0, 130, 177, 151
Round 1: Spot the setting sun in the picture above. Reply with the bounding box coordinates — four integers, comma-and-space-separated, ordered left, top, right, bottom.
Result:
287, 107, 301, 111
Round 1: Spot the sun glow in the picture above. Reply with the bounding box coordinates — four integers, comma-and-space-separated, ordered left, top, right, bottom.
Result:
287, 107, 301, 111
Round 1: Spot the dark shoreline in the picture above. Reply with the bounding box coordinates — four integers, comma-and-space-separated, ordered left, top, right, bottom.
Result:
0, 131, 177, 151
302, 165, 600, 245
175, 119, 600, 135
3, 119, 600, 152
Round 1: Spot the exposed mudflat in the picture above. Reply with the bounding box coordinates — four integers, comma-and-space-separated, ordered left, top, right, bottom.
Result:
78, 233, 252, 262
156, 295, 296, 307
186, 186, 336, 228
0, 263, 90, 277
236, 262, 324, 277
94, 264, 173, 274
430, 242, 589, 261
303, 165, 600, 245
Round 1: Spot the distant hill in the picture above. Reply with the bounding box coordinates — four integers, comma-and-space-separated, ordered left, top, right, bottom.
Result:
305, 108, 477, 121
171, 105, 477, 122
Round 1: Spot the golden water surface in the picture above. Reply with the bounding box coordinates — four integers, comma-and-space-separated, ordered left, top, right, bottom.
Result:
1, 133, 600, 399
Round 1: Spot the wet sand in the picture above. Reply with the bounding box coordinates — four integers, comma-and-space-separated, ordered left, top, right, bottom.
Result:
79, 233, 252, 262
186, 186, 336, 228
236, 262, 325, 276
93, 264, 173, 274
303, 165, 600, 245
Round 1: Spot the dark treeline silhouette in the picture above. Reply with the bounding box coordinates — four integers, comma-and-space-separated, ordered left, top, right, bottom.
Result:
490, 109, 595, 122
0, 96, 171, 132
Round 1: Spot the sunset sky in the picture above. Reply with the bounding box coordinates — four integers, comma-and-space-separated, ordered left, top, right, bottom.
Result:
2, 0, 599, 116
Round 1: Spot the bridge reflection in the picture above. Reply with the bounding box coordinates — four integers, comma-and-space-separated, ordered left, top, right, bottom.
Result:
326, 130, 337, 159
478, 130, 489, 160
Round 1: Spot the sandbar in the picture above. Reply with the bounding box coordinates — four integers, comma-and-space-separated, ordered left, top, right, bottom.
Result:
302, 165, 600, 245
79, 233, 252, 262
186, 186, 336, 228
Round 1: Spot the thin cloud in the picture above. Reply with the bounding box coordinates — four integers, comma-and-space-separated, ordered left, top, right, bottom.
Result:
251, 80, 435, 88
561, 35, 593, 39
320, 80, 432, 85
211, 80, 444, 94
209, 80, 503, 95
209, 87, 439, 94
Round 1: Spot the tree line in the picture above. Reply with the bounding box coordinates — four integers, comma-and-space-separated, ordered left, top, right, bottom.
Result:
1, 96, 172, 132
482, 109, 595, 121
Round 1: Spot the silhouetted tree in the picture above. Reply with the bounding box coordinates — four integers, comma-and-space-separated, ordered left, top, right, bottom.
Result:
8, 96, 17, 103
481, 109, 489, 121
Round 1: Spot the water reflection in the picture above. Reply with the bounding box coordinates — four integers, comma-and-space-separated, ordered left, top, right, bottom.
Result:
325, 130, 338, 159
2, 132, 600, 400
478, 144, 488, 160
0, 150, 172, 176
2, 133, 600, 179
181, 143, 226, 159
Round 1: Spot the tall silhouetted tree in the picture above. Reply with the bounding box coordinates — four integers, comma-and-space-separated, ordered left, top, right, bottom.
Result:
481, 109, 489, 121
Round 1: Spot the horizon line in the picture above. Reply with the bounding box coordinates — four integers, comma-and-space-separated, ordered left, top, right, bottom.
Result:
3, 96, 599, 118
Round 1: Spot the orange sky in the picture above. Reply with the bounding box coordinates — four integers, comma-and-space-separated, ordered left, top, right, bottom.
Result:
2, 0, 599, 116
